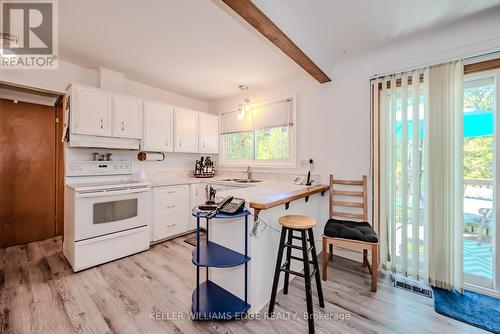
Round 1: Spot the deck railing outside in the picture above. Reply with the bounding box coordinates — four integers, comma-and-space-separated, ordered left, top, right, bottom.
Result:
463, 177, 493, 280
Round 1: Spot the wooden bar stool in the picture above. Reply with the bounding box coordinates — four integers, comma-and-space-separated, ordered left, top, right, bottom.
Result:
269, 215, 324, 334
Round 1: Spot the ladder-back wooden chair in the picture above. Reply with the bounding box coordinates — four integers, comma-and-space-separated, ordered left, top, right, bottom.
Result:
322, 175, 379, 292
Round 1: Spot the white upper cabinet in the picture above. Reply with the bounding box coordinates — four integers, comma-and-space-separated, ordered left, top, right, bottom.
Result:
199, 113, 219, 153
112, 95, 143, 139
174, 107, 199, 153
73, 86, 112, 136
142, 101, 174, 152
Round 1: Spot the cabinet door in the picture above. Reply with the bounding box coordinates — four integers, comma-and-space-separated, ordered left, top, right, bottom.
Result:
143, 101, 174, 152
199, 113, 219, 153
154, 186, 189, 217
113, 95, 142, 138
190, 183, 207, 230
174, 107, 199, 153
73, 86, 112, 136
153, 185, 190, 241
154, 213, 189, 241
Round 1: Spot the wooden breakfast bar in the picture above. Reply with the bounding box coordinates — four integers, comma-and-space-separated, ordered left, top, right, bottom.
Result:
249, 184, 330, 220
207, 181, 330, 313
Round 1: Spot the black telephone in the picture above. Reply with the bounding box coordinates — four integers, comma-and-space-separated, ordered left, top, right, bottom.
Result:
217, 196, 245, 215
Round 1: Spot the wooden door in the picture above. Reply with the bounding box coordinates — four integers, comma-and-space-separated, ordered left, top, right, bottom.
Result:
199, 112, 219, 153
0, 98, 57, 248
174, 107, 198, 153
113, 94, 143, 139
143, 101, 174, 152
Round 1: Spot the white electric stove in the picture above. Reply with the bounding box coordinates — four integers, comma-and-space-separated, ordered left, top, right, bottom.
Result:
64, 161, 151, 272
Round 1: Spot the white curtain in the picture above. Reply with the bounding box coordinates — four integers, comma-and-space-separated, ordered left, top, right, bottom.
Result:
373, 60, 464, 292
426, 60, 464, 292
373, 69, 427, 279
221, 99, 293, 134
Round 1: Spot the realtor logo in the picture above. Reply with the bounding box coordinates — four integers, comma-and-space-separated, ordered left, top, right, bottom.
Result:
1, 0, 58, 69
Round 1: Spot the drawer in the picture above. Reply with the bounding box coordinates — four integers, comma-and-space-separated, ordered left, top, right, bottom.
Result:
153, 212, 189, 241
154, 185, 189, 217
72, 226, 150, 272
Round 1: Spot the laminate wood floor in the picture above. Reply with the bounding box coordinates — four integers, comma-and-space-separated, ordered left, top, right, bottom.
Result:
0, 235, 486, 334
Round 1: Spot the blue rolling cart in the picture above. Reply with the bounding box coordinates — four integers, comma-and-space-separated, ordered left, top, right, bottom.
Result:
191, 209, 251, 320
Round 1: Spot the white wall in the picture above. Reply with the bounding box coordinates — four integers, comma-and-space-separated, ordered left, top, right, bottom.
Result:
0, 60, 97, 94
65, 148, 215, 175
209, 10, 500, 186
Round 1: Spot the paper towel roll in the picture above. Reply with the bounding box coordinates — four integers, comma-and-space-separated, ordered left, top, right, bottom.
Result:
138, 152, 165, 161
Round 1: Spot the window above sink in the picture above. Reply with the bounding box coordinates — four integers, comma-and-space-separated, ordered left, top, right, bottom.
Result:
218, 96, 296, 168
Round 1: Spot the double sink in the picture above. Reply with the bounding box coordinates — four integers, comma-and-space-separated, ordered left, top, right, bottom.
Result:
220, 178, 262, 183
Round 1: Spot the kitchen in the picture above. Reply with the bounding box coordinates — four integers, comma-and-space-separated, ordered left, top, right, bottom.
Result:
2, 1, 500, 334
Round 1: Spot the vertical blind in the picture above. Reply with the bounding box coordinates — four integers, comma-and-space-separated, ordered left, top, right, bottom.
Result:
373, 60, 465, 292
373, 69, 427, 279
221, 98, 293, 134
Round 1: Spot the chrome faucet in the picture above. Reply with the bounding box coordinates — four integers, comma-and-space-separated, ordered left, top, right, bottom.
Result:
244, 166, 252, 180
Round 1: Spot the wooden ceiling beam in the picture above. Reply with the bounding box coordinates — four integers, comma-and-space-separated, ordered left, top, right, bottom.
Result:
221, 0, 332, 84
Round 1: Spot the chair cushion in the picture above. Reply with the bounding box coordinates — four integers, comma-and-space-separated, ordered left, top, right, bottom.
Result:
324, 219, 378, 243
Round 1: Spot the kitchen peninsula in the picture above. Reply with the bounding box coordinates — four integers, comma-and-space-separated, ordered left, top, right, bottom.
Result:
207, 181, 330, 313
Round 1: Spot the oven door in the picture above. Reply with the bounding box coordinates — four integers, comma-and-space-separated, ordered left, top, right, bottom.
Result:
74, 187, 150, 241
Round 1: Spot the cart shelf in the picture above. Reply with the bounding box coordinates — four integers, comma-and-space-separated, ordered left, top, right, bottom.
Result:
192, 240, 250, 267
191, 280, 250, 320
191, 208, 251, 320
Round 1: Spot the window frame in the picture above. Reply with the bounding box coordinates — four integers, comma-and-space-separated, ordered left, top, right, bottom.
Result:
218, 96, 297, 168
462, 69, 500, 292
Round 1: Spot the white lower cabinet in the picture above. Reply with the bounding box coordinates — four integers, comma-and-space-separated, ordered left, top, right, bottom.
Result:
152, 183, 246, 242
152, 185, 190, 241
190, 183, 207, 230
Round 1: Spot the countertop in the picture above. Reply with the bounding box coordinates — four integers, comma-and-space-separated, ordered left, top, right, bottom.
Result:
148, 176, 329, 214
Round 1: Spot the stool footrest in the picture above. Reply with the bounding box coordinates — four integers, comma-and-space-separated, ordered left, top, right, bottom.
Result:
291, 235, 312, 242
280, 265, 305, 278
283, 243, 314, 254
283, 242, 302, 250
289, 255, 304, 262
280, 261, 318, 280
310, 268, 318, 280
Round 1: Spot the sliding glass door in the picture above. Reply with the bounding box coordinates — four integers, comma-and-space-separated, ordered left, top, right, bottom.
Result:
463, 70, 499, 290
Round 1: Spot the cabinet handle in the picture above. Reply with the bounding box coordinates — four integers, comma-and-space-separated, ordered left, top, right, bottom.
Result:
202, 140, 205, 149
178, 139, 182, 148
166, 224, 176, 228
167, 191, 176, 194
121, 121, 124, 131
166, 205, 175, 208
165, 138, 169, 147
100, 118, 103, 129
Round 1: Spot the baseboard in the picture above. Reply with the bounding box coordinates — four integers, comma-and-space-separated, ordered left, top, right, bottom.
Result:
464, 283, 500, 299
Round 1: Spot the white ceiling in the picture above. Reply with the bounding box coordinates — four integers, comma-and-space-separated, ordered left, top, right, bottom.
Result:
59, 0, 500, 101
59, 0, 301, 101
252, 0, 500, 75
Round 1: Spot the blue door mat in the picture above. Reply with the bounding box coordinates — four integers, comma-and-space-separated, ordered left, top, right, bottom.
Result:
432, 287, 500, 333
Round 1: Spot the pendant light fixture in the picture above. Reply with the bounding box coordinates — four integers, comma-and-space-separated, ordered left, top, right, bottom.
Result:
238, 85, 250, 120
